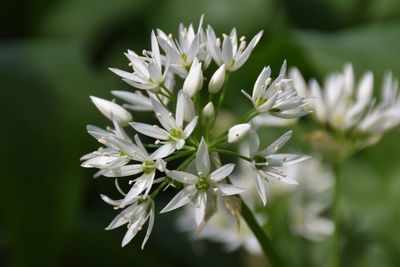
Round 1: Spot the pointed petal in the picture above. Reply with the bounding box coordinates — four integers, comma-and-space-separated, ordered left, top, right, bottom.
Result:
210, 164, 235, 182
195, 191, 207, 226
130, 122, 169, 140
102, 164, 143, 177
214, 183, 245, 196
160, 185, 197, 213
259, 130, 292, 156
183, 116, 198, 137
151, 97, 177, 131
255, 174, 267, 205
166, 170, 198, 184
196, 138, 210, 176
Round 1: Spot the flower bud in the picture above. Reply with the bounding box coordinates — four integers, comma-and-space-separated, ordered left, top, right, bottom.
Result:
90, 96, 132, 125
208, 64, 226, 93
202, 102, 215, 118
183, 58, 203, 97
228, 123, 251, 143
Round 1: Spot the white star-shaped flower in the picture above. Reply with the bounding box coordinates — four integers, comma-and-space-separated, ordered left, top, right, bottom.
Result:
130, 90, 198, 151
160, 138, 243, 226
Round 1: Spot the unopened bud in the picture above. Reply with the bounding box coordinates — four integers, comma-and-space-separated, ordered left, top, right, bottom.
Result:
202, 102, 215, 118
228, 123, 251, 143
208, 64, 226, 93
90, 96, 132, 125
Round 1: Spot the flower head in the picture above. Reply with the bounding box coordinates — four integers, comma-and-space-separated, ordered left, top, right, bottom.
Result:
242, 62, 312, 119
110, 31, 169, 93
246, 129, 309, 205
102, 195, 155, 248
206, 26, 263, 72
161, 138, 243, 226
131, 90, 198, 151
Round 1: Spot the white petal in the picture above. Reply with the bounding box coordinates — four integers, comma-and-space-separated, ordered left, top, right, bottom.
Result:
150, 143, 175, 160
121, 173, 155, 206
233, 30, 263, 70
175, 90, 185, 128
141, 201, 155, 249
102, 164, 143, 177
196, 138, 210, 176
222, 35, 233, 65
166, 170, 198, 184
195, 191, 207, 226
100, 194, 123, 206
106, 204, 137, 230
150, 97, 177, 131
183, 116, 198, 137
160, 185, 197, 213
210, 164, 235, 182
255, 174, 267, 205
121, 219, 141, 247
259, 130, 292, 156
214, 183, 245, 196
130, 122, 169, 140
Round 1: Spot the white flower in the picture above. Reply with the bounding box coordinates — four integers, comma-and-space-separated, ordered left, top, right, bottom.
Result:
182, 58, 203, 97
290, 64, 400, 136
228, 123, 251, 143
131, 90, 198, 151
102, 134, 172, 206
242, 62, 311, 119
102, 195, 155, 248
157, 15, 209, 77
110, 31, 169, 93
90, 96, 132, 125
160, 138, 243, 226
206, 26, 263, 72
202, 102, 215, 118
81, 119, 134, 177
208, 64, 226, 93
246, 129, 310, 205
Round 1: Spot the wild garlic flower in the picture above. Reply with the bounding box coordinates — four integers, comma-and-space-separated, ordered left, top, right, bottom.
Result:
102, 134, 171, 206
157, 15, 210, 77
131, 90, 198, 151
110, 31, 169, 93
206, 26, 263, 72
82, 17, 312, 249
290, 64, 400, 137
246, 129, 309, 205
161, 139, 244, 226
81, 120, 133, 177
242, 62, 312, 119
102, 194, 155, 248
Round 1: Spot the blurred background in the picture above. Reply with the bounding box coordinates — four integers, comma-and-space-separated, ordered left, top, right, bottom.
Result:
1, 0, 400, 266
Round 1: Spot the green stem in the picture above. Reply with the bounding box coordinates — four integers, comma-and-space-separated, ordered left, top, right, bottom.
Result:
241, 200, 282, 266
213, 73, 230, 126
212, 148, 252, 162
331, 162, 341, 267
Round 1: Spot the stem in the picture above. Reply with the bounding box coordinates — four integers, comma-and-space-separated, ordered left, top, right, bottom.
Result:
213, 73, 230, 126
241, 200, 282, 266
331, 163, 341, 267
212, 148, 252, 162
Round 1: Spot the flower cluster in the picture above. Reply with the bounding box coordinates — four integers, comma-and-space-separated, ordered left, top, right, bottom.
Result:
81, 16, 311, 248
290, 64, 400, 149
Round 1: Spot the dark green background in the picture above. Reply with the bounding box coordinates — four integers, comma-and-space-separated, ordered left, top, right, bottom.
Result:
1, 0, 400, 266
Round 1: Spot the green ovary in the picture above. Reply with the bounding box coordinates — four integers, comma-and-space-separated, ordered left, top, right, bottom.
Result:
196, 177, 210, 190
142, 161, 155, 174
